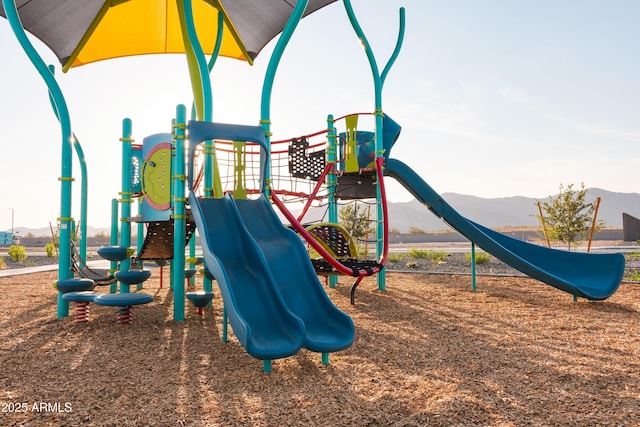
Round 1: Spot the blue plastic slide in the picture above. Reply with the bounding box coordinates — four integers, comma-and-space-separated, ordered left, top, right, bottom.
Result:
385, 158, 625, 300
235, 195, 354, 353
188, 193, 305, 360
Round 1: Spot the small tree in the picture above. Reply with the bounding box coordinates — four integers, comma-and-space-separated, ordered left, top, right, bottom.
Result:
338, 203, 373, 240
535, 183, 603, 250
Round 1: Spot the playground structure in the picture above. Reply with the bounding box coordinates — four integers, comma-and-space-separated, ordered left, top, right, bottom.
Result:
1, 0, 626, 370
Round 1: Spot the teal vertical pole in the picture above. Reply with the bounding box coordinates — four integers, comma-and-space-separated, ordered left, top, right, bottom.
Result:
73, 139, 88, 269
109, 199, 119, 294
181, 0, 216, 296
136, 198, 144, 267
343, 0, 384, 291
47, 65, 88, 269
189, 234, 196, 288
119, 119, 133, 293
471, 242, 477, 292
260, 0, 310, 195
173, 105, 188, 322
169, 120, 177, 293
2, 0, 74, 318
343, 1, 405, 292
222, 305, 228, 342
321, 353, 330, 365
327, 114, 339, 288
136, 198, 144, 290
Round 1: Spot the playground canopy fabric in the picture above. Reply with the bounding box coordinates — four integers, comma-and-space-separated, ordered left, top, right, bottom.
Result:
0, 0, 337, 70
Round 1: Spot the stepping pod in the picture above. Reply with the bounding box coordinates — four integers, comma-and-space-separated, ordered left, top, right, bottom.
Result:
186, 291, 215, 315
61, 291, 99, 323
93, 293, 154, 325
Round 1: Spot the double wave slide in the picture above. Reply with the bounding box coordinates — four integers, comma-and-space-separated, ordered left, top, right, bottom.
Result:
385, 158, 625, 300
189, 193, 354, 364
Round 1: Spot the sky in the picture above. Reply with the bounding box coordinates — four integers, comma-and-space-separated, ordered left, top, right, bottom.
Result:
1, 0, 639, 230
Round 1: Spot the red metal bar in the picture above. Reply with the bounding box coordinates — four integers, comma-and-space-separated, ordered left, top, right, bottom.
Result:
297, 163, 334, 222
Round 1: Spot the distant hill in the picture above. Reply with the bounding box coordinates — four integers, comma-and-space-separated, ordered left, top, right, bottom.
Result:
9, 225, 112, 239
8, 188, 639, 236
387, 188, 640, 232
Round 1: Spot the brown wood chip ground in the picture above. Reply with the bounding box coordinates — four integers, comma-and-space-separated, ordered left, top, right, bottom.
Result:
1, 270, 638, 426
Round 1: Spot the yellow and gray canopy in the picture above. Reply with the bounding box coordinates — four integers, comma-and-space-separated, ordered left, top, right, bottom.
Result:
0, 0, 337, 71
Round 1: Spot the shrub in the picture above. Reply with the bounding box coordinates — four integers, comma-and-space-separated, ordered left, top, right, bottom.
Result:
0, 257, 6, 270
387, 253, 404, 263
408, 249, 447, 263
407, 249, 430, 259
8, 245, 27, 262
465, 251, 490, 264
408, 226, 426, 234
427, 250, 448, 263
45, 243, 57, 258
405, 261, 419, 269
624, 269, 640, 282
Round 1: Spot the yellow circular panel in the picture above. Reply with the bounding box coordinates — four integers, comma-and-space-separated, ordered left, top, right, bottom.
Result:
142, 143, 172, 211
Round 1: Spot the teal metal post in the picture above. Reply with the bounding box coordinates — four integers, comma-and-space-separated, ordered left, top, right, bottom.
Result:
322, 353, 330, 365
47, 65, 88, 268
260, 0, 310, 193
181, 0, 217, 296
222, 305, 228, 342
72, 139, 88, 268
173, 105, 188, 321
136, 198, 144, 267
2, 0, 74, 318
327, 114, 339, 288
343, 1, 405, 291
471, 242, 477, 291
136, 198, 144, 290
189, 235, 196, 288
119, 119, 133, 293
109, 199, 119, 294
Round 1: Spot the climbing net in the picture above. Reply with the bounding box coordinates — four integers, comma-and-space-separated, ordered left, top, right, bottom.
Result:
191, 114, 388, 273
268, 114, 386, 265
191, 139, 264, 198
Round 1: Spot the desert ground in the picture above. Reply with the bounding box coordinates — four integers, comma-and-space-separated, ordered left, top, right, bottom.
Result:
0, 268, 639, 426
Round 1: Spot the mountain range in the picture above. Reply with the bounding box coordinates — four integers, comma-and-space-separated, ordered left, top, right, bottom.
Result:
386, 188, 640, 232
7, 188, 639, 237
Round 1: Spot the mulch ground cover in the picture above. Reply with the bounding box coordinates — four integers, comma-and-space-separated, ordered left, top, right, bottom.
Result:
1, 269, 639, 426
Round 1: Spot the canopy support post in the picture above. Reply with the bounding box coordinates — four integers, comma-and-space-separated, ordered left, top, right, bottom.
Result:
2, 0, 74, 318
342, 1, 405, 291
260, 0, 310, 196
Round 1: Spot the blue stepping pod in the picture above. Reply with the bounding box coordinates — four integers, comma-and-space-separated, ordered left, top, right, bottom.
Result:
61, 291, 99, 303
97, 246, 129, 262
186, 291, 215, 308
115, 269, 152, 286
94, 293, 153, 307
56, 278, 95, 293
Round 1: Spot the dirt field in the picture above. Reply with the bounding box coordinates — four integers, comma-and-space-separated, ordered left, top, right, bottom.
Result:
1, 270, 639, 426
